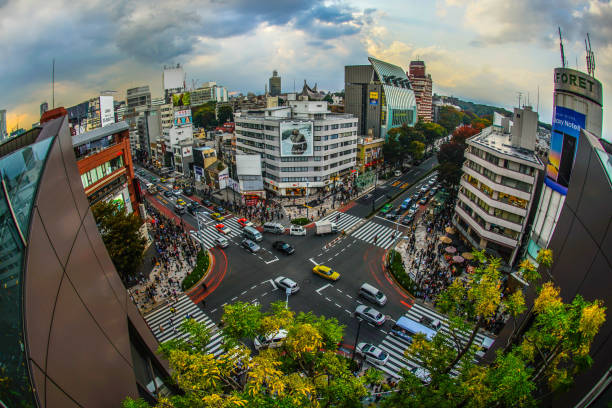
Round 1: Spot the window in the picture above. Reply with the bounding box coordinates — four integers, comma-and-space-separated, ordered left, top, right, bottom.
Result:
330, 134, 338, 140
314, 146, 322, 151
331, 124, 339, 129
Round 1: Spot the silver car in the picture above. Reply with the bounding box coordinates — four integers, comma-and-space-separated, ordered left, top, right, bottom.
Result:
274, 276, 300, 294
354, 305, 386, 326
241, 238, 260, 253
356, 342, 389, 366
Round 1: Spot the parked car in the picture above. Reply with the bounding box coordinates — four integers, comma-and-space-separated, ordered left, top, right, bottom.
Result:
385, 209, 400, 220
274, 276, 300, 294
241, 238, 260, 253
237, 218, 254, 228
215, 224, 231, 235
202, 199, 213, 207
312, 265, 340, 281
187, 202, 206, 215
289, 225, 307, 236
272, 241, 295, 255
174, 204, 186, 215
401, 214, 414, 225
354, 305, 386, 326
355, 343, 389, 366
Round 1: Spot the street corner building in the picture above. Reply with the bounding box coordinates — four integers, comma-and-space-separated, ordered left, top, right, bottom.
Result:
0, 111, 170, 407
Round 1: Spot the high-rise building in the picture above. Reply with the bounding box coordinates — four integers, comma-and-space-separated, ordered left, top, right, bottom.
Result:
125, 86, 152, 153
40, 101, 49, 117
345, 57, 417, 140
234, 100, 358, 196
453, 107, 544, 265
162, 64, 185, 104
191, 82, 229, 106
526, 67, 603, 263
0, 109, 7, 141
408, 60, 433, 122
0, 111, 169, 407
269, 70, 281, 97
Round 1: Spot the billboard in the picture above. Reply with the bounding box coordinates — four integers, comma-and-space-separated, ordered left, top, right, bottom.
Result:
545, 106, 586, 194
99, 95, 115, 127
172, 92, 191, 107
174, 109, 192, 126
182, 146, 192, 157
369, 91, 378, 105
280, 121, 313, 157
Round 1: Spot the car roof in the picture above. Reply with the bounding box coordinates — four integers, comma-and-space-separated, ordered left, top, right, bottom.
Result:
317, 265, 330, 271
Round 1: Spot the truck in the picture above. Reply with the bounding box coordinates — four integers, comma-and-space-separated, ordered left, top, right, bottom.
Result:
315, 220, 338, 235
146, 183, 157, 194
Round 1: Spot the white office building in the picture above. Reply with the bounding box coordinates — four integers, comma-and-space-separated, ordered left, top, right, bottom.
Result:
234, 100, 358, 197
453, 107, 544, 266
191, 82, 229, 106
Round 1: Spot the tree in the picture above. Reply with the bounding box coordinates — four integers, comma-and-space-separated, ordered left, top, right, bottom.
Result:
415, 121, 446, 147
92, 200, 146, 284
382, 133, 403, 169
125, 301, 369, 407
217, 105, 234, 124
451, 124, 480, 146
323, 93, 333, 103
382, 250, 606, 408
437, 142, 466, 187
437, 106, 464, 134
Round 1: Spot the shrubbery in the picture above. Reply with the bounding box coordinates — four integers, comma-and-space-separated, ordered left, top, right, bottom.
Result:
291, 217, 310, 225
387, 249, 417, 293
181, 250, 210, 291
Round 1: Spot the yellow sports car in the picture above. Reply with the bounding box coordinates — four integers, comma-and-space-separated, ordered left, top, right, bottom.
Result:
312, 265, 340, 281
210, 212, 225, 221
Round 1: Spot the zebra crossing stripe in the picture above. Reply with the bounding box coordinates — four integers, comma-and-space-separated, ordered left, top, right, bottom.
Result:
319, 211, 363, 232
351, 221, 399, 248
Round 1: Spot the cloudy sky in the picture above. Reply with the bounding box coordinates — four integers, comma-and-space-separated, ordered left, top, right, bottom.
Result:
1, 0, 611, 135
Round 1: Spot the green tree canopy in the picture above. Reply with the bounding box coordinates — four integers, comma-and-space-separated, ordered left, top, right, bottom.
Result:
217, 105, 234, 124
92, 200, 146, 284
437, 106, 464, 134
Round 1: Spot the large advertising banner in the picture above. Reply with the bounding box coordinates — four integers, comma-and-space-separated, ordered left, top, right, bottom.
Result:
546, 106, 586, 193
174, 109, 192, 126
280, 121, 313, 157
172, 92, 191, 107
99, 95, 115, 127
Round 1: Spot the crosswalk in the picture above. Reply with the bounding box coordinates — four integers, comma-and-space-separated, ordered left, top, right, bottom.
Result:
190, 214, 244, 250
351, 220, 401, 249
372, 303, 494, 380
144, 294, 226, 356
319, 211, 363, 232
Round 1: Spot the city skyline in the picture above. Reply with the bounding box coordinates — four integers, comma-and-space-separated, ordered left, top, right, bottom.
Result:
1, 0, 610, 135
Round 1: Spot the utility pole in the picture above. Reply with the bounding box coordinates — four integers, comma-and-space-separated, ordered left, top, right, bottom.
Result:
351, 318, 363, 362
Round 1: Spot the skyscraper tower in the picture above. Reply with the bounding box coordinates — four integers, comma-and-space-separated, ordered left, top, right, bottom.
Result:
526, 45, 603, 263
408, 60, 433, 122
269, 70, 281, 96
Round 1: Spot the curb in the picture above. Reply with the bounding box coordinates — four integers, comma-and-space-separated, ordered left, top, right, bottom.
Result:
383, 249, 416, 305
185, 250, 215, 295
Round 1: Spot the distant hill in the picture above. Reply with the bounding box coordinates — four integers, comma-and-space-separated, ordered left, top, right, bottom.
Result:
438, 95, 552, 130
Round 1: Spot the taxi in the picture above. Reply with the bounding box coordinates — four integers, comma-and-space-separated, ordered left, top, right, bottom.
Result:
237, 218, 254, 228
215, 224, 231, 235
210, 212, 225, 221
176, 198, 186, 206
312, 265, 340, 281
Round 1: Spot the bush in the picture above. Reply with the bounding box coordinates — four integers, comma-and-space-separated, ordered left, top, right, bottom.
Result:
387, 250, 417, 294
181, 250, 210, 291
291, 217, 310, 225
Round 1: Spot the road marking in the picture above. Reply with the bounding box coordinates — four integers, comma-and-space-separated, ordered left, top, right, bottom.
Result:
334, 303, 341, 308
379, 330, 388, 335
346, 294, 352, 299
231, 297, 238, 301
317, 253, 323, 257
221, 302, 227, 307
269, 279, 278, 290
328, 258, 333, 262
375, 195, 385, 202
261, 280, 268, 284
346, 244, 351, 248
251, 285, 257, 290
262, 292, 268, 297
210, 308, 217, 313
325, 297, 332, 302
336, 288, 343, 293
265, 257, 279, 264
357, 300, 363, 305
241, 291, 247, 295
345, 309, 352, 315
309, 258, 319, 266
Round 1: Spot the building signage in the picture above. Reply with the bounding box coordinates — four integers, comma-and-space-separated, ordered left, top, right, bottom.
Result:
280, 121, 313, 157
554, 68, 603, 105
545, 106, 586, 195
99, 95, 115, 127
369, 91, 378, 105
174, 109, 192, 126
182, 146, 192, 157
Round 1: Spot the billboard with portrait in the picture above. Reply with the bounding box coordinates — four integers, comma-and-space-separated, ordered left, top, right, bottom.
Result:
545, 106, 586, 194
369, 91, 378, 105
280, 121, 313, 157
172, 92, 191, 107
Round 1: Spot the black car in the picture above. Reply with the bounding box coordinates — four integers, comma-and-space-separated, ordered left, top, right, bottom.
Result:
215, 206, 226, 214
183, 186, 194, 196
187, 202, 204, 215
163, 190, 173, 198
202, 199, 213, 207
272, 241, 295, 255
401, 214, 414, 225
175, 204, 186, 215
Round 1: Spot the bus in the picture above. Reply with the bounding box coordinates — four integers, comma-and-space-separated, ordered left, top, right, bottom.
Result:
391, 316, 437, 343
400, 197, 412, 210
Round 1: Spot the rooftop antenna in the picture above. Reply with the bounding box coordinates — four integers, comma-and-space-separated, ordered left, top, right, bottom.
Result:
517, 91, 523, 108
585, 33, 596, 77
52, 58, 55, 108
558, 27, 567, 68
536, 85, 540, 113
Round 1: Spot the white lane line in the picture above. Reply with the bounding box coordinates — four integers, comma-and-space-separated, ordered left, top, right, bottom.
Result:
221, 302, 227, 307
317, 253, 323, 257
345, 309, 352, 315
309, 258, 319, 266
346, 294, 352, 299
261, 292, 268, 297
335, 252, 340, 257
265, 257, 279, 264
328, 258, 333, 262
231, 297, 238, 301
334, 303, 342, 308
325, 297, 332, 302
251, 285, 257, 290
379, 330, 388, 335
269, 279, 278, 290
241, 291, 247, 295
336, 288, 343, 293
375, 195, 385, 202
210, 308, 217, 313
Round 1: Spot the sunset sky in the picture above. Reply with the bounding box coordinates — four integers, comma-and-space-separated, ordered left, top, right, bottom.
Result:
1, 0, 610, 135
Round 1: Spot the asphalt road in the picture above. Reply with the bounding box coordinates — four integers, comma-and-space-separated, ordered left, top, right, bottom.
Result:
135, 158, 441, 357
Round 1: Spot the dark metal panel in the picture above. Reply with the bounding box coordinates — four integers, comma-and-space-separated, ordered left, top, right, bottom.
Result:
126, 301, 170, 372
45, 278, 137, 408
546, 204, 575, 258
24, 208, 64, 370
34, 140, 81, 267
63, 226, 132, 363
45, 377, 80, 408
30, 363, 46, 408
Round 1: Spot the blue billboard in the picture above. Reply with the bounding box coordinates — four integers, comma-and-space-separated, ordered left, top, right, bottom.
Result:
545, 106, 585, 195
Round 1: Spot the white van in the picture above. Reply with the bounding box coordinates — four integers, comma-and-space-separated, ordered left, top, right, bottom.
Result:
358, 283, 387, 306
263, 222, 285, 234
394, 170, 402, 177
243, 226, 263, 242
254, 329, 288, 350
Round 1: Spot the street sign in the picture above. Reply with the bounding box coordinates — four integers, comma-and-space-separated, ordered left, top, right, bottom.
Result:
285, 288, 292, 295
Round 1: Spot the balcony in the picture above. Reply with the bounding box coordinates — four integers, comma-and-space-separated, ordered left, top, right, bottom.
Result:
465, 151, 535, 184
462, 166, 531, 201
460, 179, 527, 216
455, 205, 518, 247
457, 191, 523, 232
